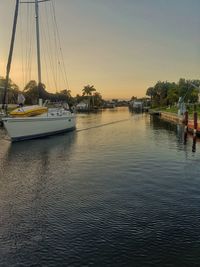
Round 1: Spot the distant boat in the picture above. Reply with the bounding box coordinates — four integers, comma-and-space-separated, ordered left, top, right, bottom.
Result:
102, 101, 116, 109
129, 100, 143, 112
2, 0, 76, 141
76, 100, 90, 112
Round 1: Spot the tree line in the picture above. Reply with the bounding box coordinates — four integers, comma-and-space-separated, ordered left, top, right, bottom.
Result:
0, 77, 103, 108
146, 78, 200, 107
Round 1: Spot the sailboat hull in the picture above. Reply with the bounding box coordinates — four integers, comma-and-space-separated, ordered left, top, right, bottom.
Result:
3, 113, 76, 141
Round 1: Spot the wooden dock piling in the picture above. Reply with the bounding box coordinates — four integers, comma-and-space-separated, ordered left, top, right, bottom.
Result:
193, 112, 198, 136
184, 111, 188, 132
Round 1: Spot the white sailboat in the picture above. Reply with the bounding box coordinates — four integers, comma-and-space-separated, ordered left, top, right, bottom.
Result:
2, 0, 76, 141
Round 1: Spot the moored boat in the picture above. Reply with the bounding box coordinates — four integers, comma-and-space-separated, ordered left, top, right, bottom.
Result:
2, 0, 76, 141
3, 109, 76, 141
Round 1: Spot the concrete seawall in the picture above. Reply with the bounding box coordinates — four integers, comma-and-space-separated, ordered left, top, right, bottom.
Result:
159, 111, 200, 136
160, 112, 183, 124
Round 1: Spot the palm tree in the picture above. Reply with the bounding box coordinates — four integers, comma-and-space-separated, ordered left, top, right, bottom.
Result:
82, 85, 96, 109
60, 89, 71, 99
82, 85, 96, 96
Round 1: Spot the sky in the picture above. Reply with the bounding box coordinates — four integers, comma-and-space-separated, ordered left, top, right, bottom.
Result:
0, 0, 200, 99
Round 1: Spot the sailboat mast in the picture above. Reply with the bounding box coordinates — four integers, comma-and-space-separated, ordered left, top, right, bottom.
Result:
35, 0, 42, 86
2, 0, 20, 111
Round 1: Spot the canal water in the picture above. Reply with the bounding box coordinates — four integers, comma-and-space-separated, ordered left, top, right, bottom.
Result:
1, 108, 200, 267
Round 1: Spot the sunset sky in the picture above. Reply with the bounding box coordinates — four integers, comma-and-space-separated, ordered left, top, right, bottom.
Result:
0, 0, 200, 99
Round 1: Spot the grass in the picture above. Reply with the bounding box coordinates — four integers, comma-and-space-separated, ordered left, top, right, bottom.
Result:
151, 105, 200, 118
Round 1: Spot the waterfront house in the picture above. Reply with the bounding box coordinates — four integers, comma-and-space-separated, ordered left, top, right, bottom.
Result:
76, 100, 90, 111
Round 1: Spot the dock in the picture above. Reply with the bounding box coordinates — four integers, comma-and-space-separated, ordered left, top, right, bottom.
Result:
160, 112, 183, 124
155, 111, 200, 137
149, 110, 161, 116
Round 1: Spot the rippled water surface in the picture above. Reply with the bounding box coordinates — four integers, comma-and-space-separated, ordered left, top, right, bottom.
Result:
1, 108, 200, 267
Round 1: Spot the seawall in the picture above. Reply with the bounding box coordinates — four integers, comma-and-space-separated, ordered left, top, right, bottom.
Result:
159, 111, 200, 136
160, 112, 183, 124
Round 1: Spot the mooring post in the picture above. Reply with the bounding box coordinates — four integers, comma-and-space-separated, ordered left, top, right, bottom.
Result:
192, 136, 197, 153
184, 111, 188, 133
183, 111, 188, 144
193, 111, 197, 136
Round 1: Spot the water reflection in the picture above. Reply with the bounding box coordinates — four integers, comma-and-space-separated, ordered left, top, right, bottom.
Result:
7, 131, 76, 159
0, 131, 77, 266
150, 115, 179, 134
184, 132, 188, 145
0, 131, 77, 192
0, 139, 11, 176
150, 115, 200, 154
192, 136, 197, 153
1, 109, 200, 267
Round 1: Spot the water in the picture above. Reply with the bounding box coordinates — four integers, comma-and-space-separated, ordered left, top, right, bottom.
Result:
1, 108, 200, 267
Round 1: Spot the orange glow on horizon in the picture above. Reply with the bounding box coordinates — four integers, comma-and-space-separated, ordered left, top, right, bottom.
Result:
1, 1, 200, 101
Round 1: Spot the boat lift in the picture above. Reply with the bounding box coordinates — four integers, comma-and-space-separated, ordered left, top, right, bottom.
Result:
178, 83, 200, 116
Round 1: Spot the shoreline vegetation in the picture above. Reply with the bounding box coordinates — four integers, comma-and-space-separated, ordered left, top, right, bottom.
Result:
145, 78, 200, 117
0, 77, 129, 111
151, 106, 200, 119
145, 78, 200, 136
1, 76, 200, 115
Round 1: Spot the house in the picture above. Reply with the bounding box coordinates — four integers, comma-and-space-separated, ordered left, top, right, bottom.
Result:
76, 100, 90, 111
129, 100, 144, 112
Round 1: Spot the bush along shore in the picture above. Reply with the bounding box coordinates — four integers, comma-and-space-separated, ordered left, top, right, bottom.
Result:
146, 78, 200, 137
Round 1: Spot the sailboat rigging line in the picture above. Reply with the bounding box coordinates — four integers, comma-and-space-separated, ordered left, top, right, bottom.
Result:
77, 119, 130, 132
40, 14, 51, 89
20, 0, 50, 3
27, 6, 34, 84
29, 11, 35, 83
43, 2, 58, 90
25, 4, 28, 84
19, 5, 25, 88
51, 0, 70, 90
19, 0, 70, 92
21, 3, 34, 86
20, 0, 51, 88
35, 0, 42, 85
25, 4, 31, 84
2, 0, 20, 111
51, 1, 59, 91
